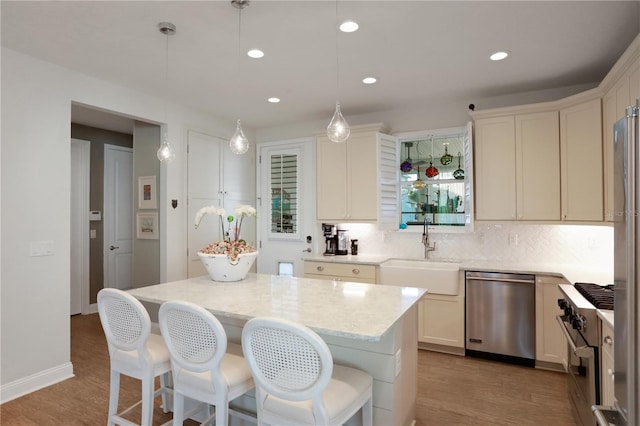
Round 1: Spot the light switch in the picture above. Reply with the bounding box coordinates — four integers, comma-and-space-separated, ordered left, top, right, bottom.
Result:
30, 240, 54, 256
90, 229, 97, 239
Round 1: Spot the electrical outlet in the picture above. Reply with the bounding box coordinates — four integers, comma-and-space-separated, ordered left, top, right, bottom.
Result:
508, 233, 518, 246
395, 349, 402, 377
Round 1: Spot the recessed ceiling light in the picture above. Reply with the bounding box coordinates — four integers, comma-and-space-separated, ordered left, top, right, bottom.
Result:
490, 51, 509, 61
339, 20, 359, 33
362, 77, 377, 84
268, 97, 280, 103
247, 49, 264, 59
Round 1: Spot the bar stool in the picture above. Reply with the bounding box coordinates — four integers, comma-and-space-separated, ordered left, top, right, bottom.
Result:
158, 301, 255, 426
97, 288, 172, 426
241, 317, 373, 426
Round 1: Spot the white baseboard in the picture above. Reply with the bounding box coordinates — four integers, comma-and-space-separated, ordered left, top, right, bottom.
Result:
85, 303, 98, 315
1, 362, 74, 404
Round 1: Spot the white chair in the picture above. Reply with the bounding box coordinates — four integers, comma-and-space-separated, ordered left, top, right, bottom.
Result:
158, 301, 255, 426
97, 288, 172, 426
241, 317, 373, 426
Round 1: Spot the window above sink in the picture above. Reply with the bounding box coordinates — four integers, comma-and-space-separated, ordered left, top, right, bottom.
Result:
396, 123, 474, 233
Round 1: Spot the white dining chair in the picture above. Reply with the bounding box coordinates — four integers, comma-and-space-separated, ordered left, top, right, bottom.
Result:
241, 317, 373, 426
158, 301, 255, 426
97, 288, 172, 426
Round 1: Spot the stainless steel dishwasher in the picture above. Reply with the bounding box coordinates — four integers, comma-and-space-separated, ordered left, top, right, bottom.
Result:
465, 271, 535, 367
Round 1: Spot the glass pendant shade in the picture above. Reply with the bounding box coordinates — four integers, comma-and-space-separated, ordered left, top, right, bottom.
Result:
157, 133, 176, 163
327, 102, 350, 143
230, 119, 250, 155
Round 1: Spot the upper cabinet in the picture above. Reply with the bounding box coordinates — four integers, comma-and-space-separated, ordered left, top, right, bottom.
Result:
316, 124, 398, 228
560, 98, 603, 221
397, 123, 474, 232
475, 111, 560, 221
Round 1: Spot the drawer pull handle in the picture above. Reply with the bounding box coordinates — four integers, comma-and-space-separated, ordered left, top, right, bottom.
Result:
352, 268, 360, 274
604, 336, 613, 345
608, 368, 614, 379
317, 266, 324, 272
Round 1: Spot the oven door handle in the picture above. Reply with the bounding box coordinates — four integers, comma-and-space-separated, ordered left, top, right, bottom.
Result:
555, 315, 594, 358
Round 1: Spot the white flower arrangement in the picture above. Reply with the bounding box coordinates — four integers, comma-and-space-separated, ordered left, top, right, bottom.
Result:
194, 204, 257, 260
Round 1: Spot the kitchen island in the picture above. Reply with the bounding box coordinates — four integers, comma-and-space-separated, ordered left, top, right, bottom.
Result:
128, 273, 425, 426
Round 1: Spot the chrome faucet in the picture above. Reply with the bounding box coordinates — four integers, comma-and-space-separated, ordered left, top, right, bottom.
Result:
422, 217, 436, 259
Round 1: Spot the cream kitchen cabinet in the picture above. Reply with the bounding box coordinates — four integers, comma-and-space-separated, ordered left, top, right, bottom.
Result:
475, 111, 560, 221
417, 281, 465, 353
560, 98, 603, 221
535, 274, 568, 369
316, 124, 398, 227
303, 260, 377, 284
604, 58, 639, 221
600, 318, 615, 406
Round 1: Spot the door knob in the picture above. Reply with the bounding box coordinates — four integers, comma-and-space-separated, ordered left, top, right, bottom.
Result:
109, 245, 120, 251
302, 248, 312, 253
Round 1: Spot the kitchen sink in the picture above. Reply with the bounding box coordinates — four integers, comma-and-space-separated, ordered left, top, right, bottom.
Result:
379, 259, 461, 295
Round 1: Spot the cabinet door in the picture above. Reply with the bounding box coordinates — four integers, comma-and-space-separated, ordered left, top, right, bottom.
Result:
560, 99, 603, 221
474, 117, 517, 220
418, 295, 464, 348
349, 132, 378, 221
516, 112, 560, 220
317, 135, 348, 220
535, 275, 568, 366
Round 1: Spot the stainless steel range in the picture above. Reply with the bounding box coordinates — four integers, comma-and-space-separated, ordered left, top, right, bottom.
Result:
557, 283, 614, 426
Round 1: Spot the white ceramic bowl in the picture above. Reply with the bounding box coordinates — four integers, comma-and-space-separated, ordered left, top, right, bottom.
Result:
197, 251, 258, 282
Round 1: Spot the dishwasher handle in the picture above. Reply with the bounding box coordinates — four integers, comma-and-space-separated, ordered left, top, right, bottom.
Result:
466, 276, 534, 284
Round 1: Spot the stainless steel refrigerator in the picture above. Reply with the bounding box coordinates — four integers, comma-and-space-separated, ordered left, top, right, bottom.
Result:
594, 99, 640, 425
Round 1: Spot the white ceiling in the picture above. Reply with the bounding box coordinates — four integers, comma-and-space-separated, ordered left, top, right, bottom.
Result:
2, 1, 639, 135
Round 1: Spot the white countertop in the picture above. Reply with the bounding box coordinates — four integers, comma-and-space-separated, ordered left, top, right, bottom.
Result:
128, 273, 426, 342
598, 309, 614, 329
304, 256, 612, 285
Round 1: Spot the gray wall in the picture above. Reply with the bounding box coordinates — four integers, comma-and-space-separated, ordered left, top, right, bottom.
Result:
70, 123, 133, 303
132, 121, 161, 288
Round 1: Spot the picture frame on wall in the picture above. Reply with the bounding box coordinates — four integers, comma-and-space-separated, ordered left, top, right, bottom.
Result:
138, 175, 157, 209
136, 212, 159, 239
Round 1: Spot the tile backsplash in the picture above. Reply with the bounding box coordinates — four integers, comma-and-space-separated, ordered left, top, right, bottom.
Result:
342, 222, 613, 272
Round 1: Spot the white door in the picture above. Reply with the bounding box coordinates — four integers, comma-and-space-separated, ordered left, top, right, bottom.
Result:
187, 130, 224, 278
70, 138, 90, 315
104, 144, 133, 290
257, 138, 316, 277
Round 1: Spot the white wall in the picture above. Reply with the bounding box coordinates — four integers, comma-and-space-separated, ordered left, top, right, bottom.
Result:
0, 47, 255, 401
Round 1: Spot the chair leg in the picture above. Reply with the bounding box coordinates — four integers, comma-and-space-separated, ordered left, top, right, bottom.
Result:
172, 392, 185, 426
362, 396, 373, 426
141, 375, 155, 426
215, 396, 228, 426
160, 372, 170, 413
108, 370, 120, 426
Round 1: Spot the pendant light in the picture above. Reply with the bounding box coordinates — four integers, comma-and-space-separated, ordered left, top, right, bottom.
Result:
230, 0, 250, 155
327, 0, 350, 143
157, 22, 176, 163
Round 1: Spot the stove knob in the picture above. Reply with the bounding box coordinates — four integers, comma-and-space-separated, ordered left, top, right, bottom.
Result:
564, 307, 573, 316
571, 317, 582, 330
558, 299, 568, 310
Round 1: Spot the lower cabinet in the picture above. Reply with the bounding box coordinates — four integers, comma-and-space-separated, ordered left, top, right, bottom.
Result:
303, 260, 377, 284
418, 286, 465, 351
600, 319, 615, 406
535, 274, 568, 368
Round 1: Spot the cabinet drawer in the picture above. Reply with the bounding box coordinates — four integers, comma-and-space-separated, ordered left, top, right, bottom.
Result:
303, 261, 377, 280
601, 320, 614, 358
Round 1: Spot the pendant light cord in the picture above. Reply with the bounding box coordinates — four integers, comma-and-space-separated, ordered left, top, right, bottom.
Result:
165, 31, 169, 130
335, 0, 339, 100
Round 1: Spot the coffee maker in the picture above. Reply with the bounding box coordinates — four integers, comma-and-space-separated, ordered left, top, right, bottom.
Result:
323, 224, 349, 256
322, 223, 337, 255
336, 228, 350, 255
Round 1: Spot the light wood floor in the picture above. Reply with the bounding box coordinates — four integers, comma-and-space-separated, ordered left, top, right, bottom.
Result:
1, 313, 576, 425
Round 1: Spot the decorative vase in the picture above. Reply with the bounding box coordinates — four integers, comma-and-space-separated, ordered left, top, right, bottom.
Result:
197, 251, 258, 282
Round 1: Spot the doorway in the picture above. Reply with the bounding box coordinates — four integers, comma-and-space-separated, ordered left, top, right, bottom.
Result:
257, 138, 316, 276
